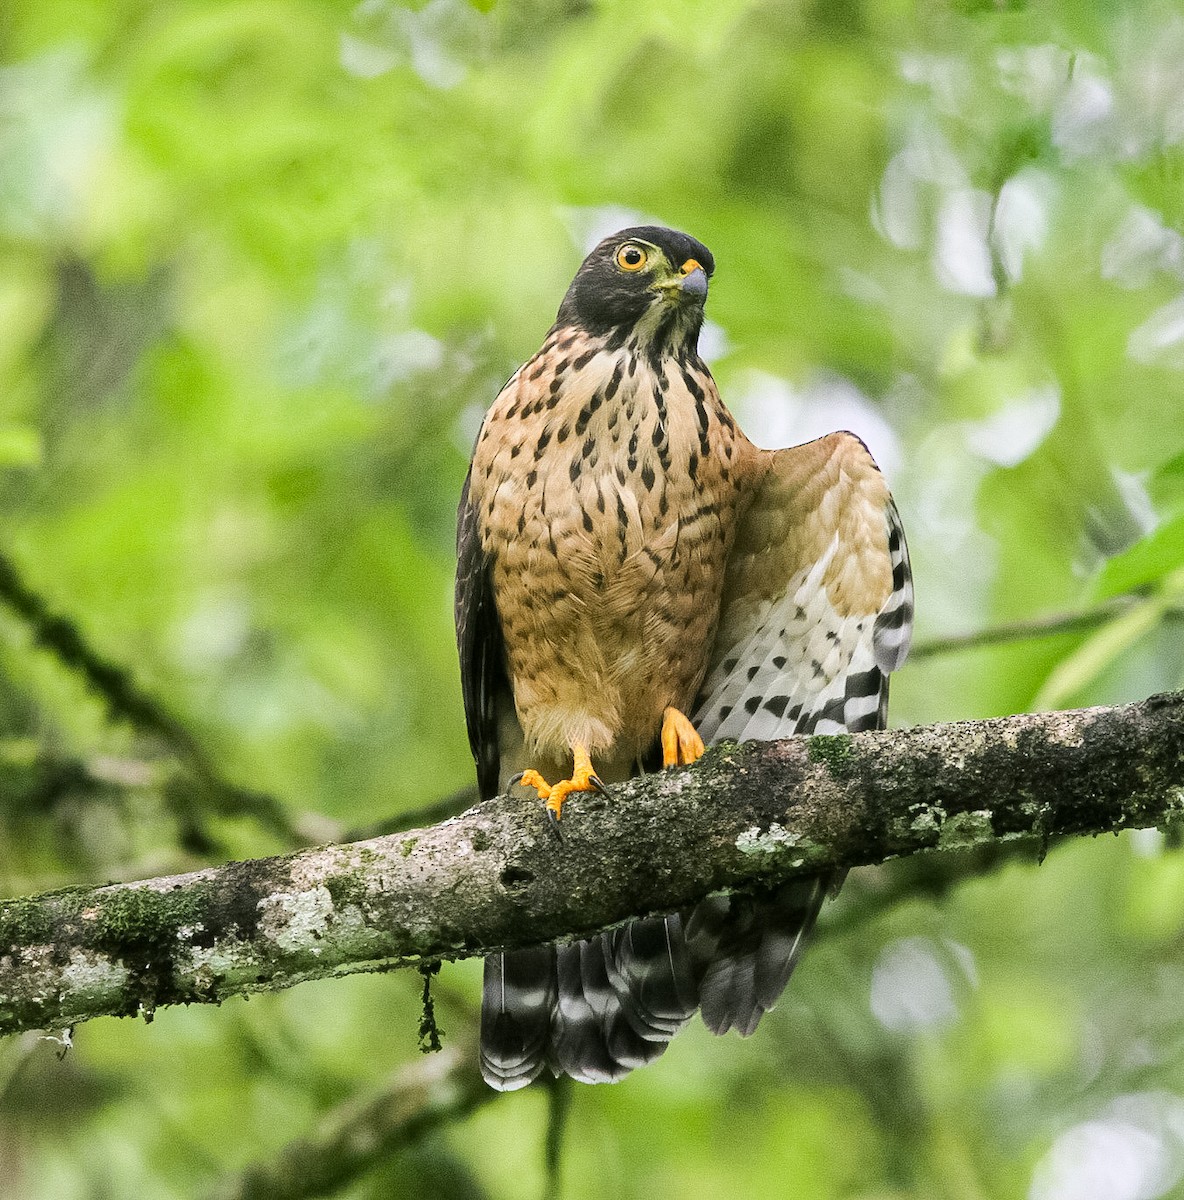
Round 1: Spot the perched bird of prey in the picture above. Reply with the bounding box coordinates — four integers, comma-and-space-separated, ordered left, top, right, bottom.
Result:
456, 226, 912, 1090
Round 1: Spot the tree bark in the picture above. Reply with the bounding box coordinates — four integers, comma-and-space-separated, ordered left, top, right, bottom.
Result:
2, 693, 1182, 1037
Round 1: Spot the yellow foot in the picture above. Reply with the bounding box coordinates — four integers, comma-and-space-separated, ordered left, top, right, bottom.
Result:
511, 743, 608, 822
662, 706, 705, 768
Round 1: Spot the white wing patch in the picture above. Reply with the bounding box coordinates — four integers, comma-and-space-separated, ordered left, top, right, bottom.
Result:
693, 536, 886, 744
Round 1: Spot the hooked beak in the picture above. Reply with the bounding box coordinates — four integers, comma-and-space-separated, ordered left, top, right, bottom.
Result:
655, 258, 709, 303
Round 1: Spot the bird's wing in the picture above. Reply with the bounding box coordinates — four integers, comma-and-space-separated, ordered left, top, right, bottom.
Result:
460, 463, 562, 1089
688, 430, 913, 1035
694, 430, 912, 743
455, 466, 505, 804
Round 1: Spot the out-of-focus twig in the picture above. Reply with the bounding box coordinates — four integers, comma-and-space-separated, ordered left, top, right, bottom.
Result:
206, 1044, 492, 1200
543, 1077, 572, 1200
0, 549, 308, 848
820, 836, 1059, 941
908, 595, 1183, 660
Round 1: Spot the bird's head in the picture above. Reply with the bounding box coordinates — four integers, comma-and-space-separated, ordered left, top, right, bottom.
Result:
555, 226, 714, 355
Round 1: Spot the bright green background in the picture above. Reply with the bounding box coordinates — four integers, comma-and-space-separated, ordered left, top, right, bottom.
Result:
4, 1, 1184, 1197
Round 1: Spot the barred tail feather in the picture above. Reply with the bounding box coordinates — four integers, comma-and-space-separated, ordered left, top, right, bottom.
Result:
608, 914, 699, 1039
480, 948, 556, 1091
551, 932, 685, 1083
686, 877, 828, 1036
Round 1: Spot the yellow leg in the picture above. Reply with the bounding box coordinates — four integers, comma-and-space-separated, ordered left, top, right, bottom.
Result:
512, 743, 607, 822
661, 707, 705, 768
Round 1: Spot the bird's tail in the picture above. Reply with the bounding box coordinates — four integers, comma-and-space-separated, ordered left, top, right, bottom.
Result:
685, 874, 834, 1036
479, 881, 831, 1089
479, 945, 556, 1091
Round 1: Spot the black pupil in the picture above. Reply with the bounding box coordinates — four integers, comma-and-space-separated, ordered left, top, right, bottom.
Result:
623, 248, 641, 265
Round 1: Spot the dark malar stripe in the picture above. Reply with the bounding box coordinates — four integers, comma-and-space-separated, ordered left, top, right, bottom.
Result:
647, 311, 678, 367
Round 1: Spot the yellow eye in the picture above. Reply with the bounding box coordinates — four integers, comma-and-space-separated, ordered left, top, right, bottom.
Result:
616, 244, 648, 271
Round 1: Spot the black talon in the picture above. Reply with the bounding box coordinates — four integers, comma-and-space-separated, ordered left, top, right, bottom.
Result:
589, 774, 609, 796
545, 807, 564, 842
508, 771, 526, 786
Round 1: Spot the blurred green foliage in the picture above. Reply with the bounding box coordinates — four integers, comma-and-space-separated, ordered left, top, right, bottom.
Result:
3, 0, 1184, 1197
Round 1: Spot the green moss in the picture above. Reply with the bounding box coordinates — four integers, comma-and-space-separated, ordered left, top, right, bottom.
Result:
0, 894, 65, 948
324, 872, 370, 911
701, 739, 739, 765
808, 734, 857, 779
1158, 786, 1184, 848
91, 880, 226, 953
86, 883, 222, 1017
937, 809, 995, 850
401, 836, 419, 857
95, 888, 164, 944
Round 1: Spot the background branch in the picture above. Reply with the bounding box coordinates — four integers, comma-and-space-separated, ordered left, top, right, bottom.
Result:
0, 549, 324, 850
908, 596, 1184, 659
206, 1043, 492, 1200
1, 692, 1182, 1038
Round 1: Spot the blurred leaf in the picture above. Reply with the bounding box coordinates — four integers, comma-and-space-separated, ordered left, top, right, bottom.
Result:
1033, 569, 1184, 710
1094, 514, 1184, 599
0, 424, 40, 466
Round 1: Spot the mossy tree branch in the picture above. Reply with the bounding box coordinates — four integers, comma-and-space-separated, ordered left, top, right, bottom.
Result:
2, 693, 1183, 1037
